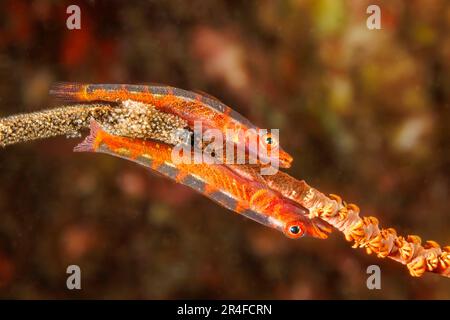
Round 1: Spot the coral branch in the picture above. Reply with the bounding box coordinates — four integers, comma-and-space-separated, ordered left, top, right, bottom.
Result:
263, 172, 450, 278
1, 102, 447, 278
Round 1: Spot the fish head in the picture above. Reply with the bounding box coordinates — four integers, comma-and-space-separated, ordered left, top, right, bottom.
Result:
258, 131, 293, 169
278, 202, 332, 240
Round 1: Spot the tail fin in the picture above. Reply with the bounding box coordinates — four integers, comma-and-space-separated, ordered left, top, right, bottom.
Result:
73, 120, 103, 153
49, 82, 86, 102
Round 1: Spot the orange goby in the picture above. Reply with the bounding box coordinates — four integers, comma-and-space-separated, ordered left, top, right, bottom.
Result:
50, 83, 293, 169
75, 120, 330, 239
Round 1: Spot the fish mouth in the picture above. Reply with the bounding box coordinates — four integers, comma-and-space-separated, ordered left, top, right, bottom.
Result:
279, 159, 292, 169
260, 153, 292, 169
306, 218, 333, 239
278, 151, 293, 168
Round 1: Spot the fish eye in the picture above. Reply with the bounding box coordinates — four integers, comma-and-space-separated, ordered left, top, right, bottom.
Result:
285, 222, 305, 239
289, 225, 300, 234
261, 133, 278, 148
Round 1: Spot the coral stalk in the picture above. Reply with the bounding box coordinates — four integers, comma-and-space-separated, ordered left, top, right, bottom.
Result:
262, 171, 450, 278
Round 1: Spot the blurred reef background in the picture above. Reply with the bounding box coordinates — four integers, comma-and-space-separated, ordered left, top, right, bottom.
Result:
0, 0, 449, 298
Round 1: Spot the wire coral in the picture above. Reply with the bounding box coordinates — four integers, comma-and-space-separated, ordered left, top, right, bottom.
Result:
261, 171, 450, 278
0, 95, 448, 279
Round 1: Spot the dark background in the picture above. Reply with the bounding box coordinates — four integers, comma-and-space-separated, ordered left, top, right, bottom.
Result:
0, 0, 449, 298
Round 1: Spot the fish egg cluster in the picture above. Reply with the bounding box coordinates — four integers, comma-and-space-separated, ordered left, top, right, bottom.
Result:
101, 100, 188, 146
0, 101, 188, 147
